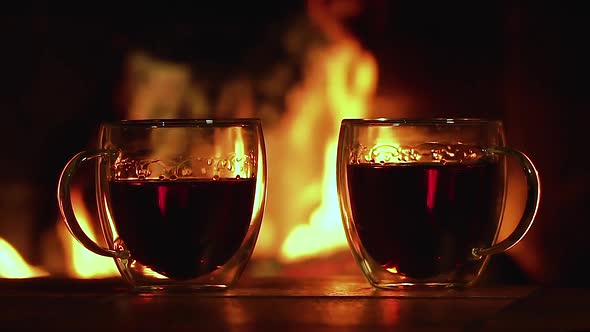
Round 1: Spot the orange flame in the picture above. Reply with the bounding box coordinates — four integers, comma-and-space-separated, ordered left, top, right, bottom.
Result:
272, 0, 377, 262
0, 237, 48, 278
232, 127, 247, 178
57, 187, 119, 278
264, 1, 378, 262
273, 36, 377, 262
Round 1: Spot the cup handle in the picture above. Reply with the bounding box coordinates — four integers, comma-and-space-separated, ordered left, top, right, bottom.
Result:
57, 150, 130, 259
472, 147, 541, 258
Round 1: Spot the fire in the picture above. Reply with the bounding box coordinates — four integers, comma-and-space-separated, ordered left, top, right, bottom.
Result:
57, 187, 119, 278
232, 127, 247, 178
0, 238, 48, 278
281, 43, 377, 261
253, 0, 379, 262
0, 187, 118, 279
281, 140, 343, 261
0, 4, 382, 277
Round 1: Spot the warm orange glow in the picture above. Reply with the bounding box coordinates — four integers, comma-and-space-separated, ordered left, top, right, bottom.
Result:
281, 141, 343, 261
232, 127, 247, 178
249, 1, 381, 261
58, 187, 119, 278
275, 34, 377, 262
0, 237, 48, 278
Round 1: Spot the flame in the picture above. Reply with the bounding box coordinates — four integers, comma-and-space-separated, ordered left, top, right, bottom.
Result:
0, 238, 48, 278
58, 187, 119, 278
281, 140, 344, 261
233, 127, 246, 178
277, 33, 378, 261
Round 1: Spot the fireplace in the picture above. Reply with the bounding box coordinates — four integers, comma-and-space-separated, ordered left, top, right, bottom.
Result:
2, 1, 384, 279
1, 2, 586, 285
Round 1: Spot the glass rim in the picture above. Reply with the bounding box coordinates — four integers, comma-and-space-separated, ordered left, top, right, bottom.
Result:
101, 118, 262, 128
341, 118, 502, 126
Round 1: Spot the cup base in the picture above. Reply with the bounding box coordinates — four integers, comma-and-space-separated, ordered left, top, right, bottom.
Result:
371, 282, 468, 290
132, 284, 230, 294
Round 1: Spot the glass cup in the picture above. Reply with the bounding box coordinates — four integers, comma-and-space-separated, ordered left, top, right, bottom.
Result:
336, 119, 540, 289
58, 119, 267, 291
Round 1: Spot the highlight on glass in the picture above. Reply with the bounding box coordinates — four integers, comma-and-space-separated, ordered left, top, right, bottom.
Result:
58, 119, 267, 291
336, 118, 540, 289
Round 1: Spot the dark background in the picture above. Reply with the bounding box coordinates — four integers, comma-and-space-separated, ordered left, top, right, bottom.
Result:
1, 2, 588, 285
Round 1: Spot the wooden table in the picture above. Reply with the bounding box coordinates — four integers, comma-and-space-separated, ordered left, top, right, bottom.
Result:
1, 277, 588, 331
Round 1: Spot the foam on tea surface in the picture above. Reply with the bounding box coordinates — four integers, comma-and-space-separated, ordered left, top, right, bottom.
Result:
112, 150, 257, 181
349, 142, 496, 165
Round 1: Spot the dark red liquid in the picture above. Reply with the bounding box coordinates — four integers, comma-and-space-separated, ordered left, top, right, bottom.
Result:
347, 162, 502, 279
109, 178, 256, 280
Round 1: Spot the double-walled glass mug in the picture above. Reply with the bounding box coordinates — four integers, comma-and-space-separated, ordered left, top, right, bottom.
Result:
336, 119, 540, 289
58, 119, 267, 291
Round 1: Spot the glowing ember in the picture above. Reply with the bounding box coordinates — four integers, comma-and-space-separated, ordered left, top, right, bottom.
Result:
0, 237, 48, 278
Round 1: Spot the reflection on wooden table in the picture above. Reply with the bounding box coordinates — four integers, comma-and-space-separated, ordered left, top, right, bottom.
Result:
1, 276, 588, 331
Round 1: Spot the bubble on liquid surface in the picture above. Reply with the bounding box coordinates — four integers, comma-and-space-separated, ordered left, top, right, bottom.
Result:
425, 143, 486, 163
352, 142, 489, 165
235, 175, 241, 179
158, 175, 166, 180
169, 174, 178, 181
180, 166, 193, 176
213, 175, 220, 181
367, 144, 421, 164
